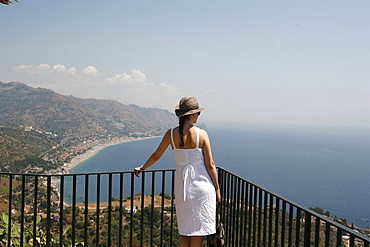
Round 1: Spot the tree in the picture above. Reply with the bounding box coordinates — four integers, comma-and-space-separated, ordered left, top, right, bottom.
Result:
0, 0, 18, 5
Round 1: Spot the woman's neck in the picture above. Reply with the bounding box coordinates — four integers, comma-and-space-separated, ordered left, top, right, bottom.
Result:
182, 121, 194, 133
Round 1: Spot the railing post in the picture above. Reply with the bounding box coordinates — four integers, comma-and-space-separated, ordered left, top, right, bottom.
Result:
288, 204, 293, 247
59, 175, 65, 247
304, 211, 311, 247
108, 173, 113, 247
71, 175, 77, 247
46, 176, 51, 247
20, 175, 26, 247
130, 172, 134, 246
150, 171, 155, 247
296, 208, 301, 246
140, 171, 145, 247
119, 173, 124, 247
33, 175, 38, 246
84, 174, 89, 246
170, 170, 176, 246
7, 174, 12, 247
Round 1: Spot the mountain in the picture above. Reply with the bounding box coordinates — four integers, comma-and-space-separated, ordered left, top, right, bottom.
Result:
0, 81, 177, 137
0, 81, 177, 172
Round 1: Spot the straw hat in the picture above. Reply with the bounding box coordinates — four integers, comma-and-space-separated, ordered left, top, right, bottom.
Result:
175, 96, 204, 117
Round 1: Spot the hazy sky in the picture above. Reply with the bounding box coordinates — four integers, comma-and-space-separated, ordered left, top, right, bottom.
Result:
1, 1, 370, 128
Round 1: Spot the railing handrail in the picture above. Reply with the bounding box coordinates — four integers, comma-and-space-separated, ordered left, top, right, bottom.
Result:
0, 168, 176, 177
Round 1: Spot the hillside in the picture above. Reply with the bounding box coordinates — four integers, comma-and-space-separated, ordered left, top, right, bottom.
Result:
0, 81, 177, 137
0, 81, 177, 172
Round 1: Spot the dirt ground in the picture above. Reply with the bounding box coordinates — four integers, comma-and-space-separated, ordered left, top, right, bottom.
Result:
76, 194, 174, 211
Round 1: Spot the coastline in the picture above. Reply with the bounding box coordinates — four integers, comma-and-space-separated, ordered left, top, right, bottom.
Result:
62, 136, 160, 174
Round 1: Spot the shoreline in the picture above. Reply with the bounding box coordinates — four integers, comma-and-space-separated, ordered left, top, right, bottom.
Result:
62, 136, 160, 174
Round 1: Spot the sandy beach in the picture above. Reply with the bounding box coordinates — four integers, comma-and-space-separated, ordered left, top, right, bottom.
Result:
62, 136, 159, 173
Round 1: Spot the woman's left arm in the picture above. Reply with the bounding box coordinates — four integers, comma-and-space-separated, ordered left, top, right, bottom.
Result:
134, 130, 171, 177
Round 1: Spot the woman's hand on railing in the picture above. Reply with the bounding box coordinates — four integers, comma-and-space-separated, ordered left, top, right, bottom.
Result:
216, 188, 221, 203
134, 166, 145, 177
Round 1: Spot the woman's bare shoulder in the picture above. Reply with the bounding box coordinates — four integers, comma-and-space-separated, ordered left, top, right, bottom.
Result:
198, 127, 208, 136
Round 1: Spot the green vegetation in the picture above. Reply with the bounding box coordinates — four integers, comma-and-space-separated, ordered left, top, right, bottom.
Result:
0, 195, 178, 247
0, 126, 55, 169
0, 127, 58, 173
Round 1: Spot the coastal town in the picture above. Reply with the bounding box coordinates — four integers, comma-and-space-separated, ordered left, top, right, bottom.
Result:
22, 125, 158, 175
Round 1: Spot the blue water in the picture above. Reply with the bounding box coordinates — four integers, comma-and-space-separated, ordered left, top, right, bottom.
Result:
73, 124, 370, 228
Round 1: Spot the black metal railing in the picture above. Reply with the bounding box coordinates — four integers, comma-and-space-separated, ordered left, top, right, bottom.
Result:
0, 168, 369, 246
217, 168, 370, 247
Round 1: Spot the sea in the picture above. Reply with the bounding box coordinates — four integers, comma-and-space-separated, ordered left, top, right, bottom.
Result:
72, 123, 370, 229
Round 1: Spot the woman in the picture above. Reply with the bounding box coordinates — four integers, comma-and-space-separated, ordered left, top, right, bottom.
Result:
134, 96, 221, 247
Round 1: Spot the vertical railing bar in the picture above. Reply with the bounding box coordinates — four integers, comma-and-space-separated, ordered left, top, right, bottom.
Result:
281, 201, 286, 247
7, 174, 12, 247
150, 171, 156, 247
288, 204, 293, 247
224, 171, 229, 245
263, 190, 268, 247
325, 222, 330, 247
349, 235, 355, 247
252, 185, 257, 247
224, 172, 229, 245
71, 175, 77, 247
227, 173, 231, 246
234, 176, 239, 246
315, 218, 320, 247
46, 176, 52, 247
274, 198, 280, 247
20, 175, 25, 247
216, 168, 223, 246
170, 170, 176, 245
243, 180, 249, 247
59, 176, 65, 247
231, 175, 237, 246
130, 172, 135, 247
33, 175, 38, 246
108, 173, 113, 247
235, 178, 241, 247
336, 228, 342, 247
349, 234, 355, 247
239, 180, 245, 247
296, 208, 301, 247
248, 183, 253, 247
220, 169, 226, 233
268, 194, 273, 247
304, 211, 311, 247
140, 172, 145, 246
119, 173, 124, 247
84, 174, 89, 246
160, 171, 165, 247
96, 174, 101, 247
257, 189, 262, 247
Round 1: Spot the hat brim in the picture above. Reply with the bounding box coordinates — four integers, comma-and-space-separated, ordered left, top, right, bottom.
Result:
175, 108, 204, 117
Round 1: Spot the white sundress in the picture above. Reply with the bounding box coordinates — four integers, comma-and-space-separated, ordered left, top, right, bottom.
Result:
171, 127, 216, 236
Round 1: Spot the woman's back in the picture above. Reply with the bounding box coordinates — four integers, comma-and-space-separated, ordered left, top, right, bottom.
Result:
171, 126, 204, 150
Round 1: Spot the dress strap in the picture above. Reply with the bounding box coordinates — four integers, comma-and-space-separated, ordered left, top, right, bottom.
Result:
171, 128, 176, 149
196, 127, 200, 148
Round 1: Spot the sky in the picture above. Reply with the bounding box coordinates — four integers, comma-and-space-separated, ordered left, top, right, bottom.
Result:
1, 1, 370, 128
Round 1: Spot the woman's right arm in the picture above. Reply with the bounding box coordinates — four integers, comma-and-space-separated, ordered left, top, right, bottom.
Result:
201, 130, 221, 202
